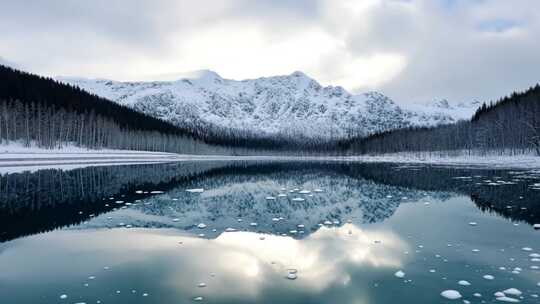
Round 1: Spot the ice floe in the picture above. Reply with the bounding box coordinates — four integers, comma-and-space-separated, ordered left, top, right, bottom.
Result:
495, 296, 520, 302
394, 270, 405, 278
440, 290, 462, 300
502, 288, 522, 296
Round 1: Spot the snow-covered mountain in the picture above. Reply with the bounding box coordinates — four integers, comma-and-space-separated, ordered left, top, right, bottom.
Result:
59, 71, 478, 140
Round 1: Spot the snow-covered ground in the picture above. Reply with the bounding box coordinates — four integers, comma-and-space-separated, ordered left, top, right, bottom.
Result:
1, 143, 539, 174
343, 153, 540, 169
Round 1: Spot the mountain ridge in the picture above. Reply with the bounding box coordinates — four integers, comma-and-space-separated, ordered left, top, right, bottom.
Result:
58, 70, 479, 140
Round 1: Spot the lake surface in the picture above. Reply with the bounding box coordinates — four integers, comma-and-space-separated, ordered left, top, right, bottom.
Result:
1, 161, 539, 303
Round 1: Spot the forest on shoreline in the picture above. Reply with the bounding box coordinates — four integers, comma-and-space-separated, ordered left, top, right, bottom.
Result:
1, 65, 539, 156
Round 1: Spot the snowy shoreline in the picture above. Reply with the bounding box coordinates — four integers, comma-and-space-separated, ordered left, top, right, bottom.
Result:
1, 144, 539, 173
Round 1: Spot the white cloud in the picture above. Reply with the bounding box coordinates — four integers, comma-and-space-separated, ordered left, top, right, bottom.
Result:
1, 0, 539, 103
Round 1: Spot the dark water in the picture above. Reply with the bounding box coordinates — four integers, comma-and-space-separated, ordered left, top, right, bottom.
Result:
0, 162, 539, 303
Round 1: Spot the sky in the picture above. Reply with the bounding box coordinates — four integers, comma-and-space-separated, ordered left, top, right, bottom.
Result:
1, 0, 540, 104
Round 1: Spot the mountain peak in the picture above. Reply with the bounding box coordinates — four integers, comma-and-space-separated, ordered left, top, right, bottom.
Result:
290, 70, 308, 78
181, 69, 222, 81
59, 71, 475, 140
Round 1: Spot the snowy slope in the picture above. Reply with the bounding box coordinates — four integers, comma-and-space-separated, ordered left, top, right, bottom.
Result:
58, 71, 478, 140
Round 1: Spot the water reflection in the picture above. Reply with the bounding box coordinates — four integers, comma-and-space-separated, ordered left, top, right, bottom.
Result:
1, 161, 540, 303
1, 162, 539, 242
0, 224, 409, 304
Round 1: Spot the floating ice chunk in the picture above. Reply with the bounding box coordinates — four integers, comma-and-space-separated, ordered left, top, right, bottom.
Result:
198, 283, 206, 288
225, 228, 236, 232
530, 253, 540, 258
197, 223, 207, 229
495, 292, 506, 297
440, 290, 462, 300
193, 296, 203, 301
150, 191, 164, 194
472, 249, 480, 253
277, 194, 287, 197
473, 293, 482, 297
534, 224, 540, 229
297, 224, 305, 228
495, 296, 520, 302
314, 189, 324, 192
323, 220, 332, 225
135, 190, 143, 194
503, 288, 522, 296
60, 294, 68, 299
522, 247, 533, 251
186, 188, 204, 193
469, 222, 477, 226
458, 280, 471, 286
299, 190, 311, 194
287, 270, 298, 280
483, 275, 495, 280
250, 222, 258, 227
394, 270, 405, 278
531, 265, 539, 270
292, 198, 305, 202
272, 218, 280, 222
88, 276, 96, 280
266, 196, 276, 200
173, 218, 180, 222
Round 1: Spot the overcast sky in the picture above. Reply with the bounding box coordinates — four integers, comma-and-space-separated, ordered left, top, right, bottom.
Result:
1, 0, 539, 103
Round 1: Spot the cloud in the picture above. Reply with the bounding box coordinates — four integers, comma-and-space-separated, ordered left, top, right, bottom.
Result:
1, 0, 539, 103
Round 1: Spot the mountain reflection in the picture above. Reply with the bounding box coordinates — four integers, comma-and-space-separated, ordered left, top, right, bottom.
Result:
1, 161, 539, 242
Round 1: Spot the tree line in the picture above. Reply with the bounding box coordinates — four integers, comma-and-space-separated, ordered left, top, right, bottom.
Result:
344, 84, 540, 156
0, 65, 225, 154
1, 64, 539, 156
